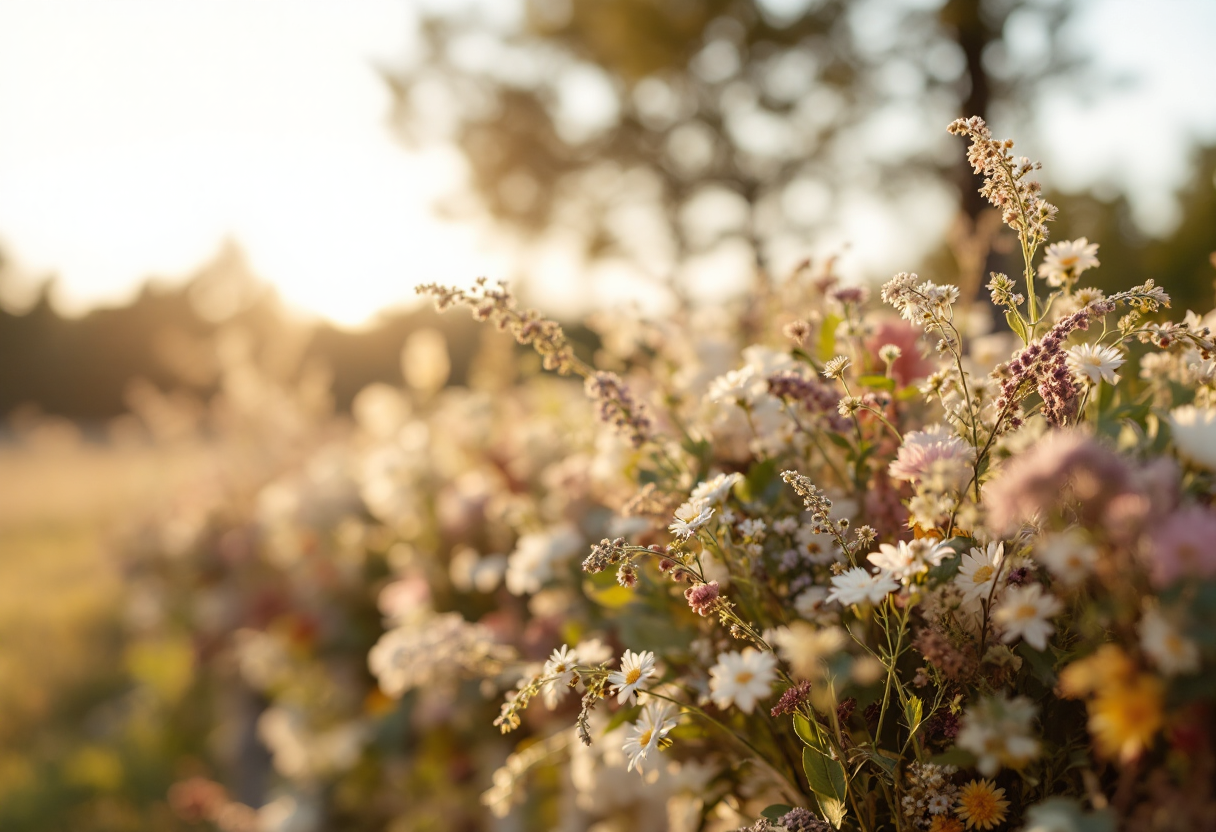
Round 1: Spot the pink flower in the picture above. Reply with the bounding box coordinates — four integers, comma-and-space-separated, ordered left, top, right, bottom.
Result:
888, 428, 974, 483
1148, 506, 1216, 587
684, 581, 721, 616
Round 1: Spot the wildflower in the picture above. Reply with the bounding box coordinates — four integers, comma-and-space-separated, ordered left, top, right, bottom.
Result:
784, 320, 813, 345
827, 567, 900, 606
881, 273, 961, 326
738, 518, 767, 539
772, 622, 847, 680
684, 581, 721, 616
986, 272, 1024, 308
956, 694, 1041, 776
793, 586, 830, 619
1058, 645, 1137, 699
709, 648, 778, 714
690, 472, 743, 505
879, 343, 903, 365
1147, 505, 1216, 586
541, 644, 579, 708
992, 584, 1061, 650
770, 680, 813, 717
868, 539, 950, 584
1034, 530, 1097, 586
837, 395, 863, 417
955, 780, 1010, 830
929, 818, 965, 832
954, 542, 1005, 606
778, 807, 831, 832
1038, 238, 1100, 287
1139, 607, 1199, 676
616, 563, 638, 588
708, 366, 764, 404
607, 649, 656, 705
1088, 673, 1164, 761
888, 428, 974, 484
1066, 342, 1124, 385
584, 371, 653, 447
669, 501, 715, 539
622, 701, 678, 772
822, 355, 851, 380
505, 527, 583, 595
1168, 405, 1216, 470
773, 516, 800, 536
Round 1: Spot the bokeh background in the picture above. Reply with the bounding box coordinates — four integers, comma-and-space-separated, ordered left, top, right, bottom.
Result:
1, 1, 1214, 829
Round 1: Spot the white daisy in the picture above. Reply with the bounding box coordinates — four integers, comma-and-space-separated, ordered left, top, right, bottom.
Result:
992, 584, 1062, 651
954, 542, 1005, 606
1038, 237, 1099, 287
956, 694, 1041, 777
708, 648, 778, 714
794, 525, 843, 565
607, 649, 656, 705
1066, 343, 1124, 385
622, 701, 679, 772
541, 644, 579, 709
690, 472, 743, 505
1139, 607, 1199, 676
1034, 530, 1097, 586
867, 539, 950, 584
827, 567, 900, 606
668, 501, 715, 539
1168, 406, 1216, 471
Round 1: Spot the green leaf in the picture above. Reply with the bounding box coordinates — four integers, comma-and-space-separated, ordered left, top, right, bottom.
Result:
793, 714, 819, 746
857, 374, 895, 391
903, 695, 924, 735
761, 804, 794, 820
817, 797, 847, 829
1005, 310, 1028, 343
857, 747, 899, 780
929, 747, 977, 768
803, 747, 848, 810
825, 431, 852, 451
740, 457, 779, 502
1017, 642, 1057, 686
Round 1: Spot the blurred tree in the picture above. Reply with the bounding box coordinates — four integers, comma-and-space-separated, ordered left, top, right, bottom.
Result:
386, 0, 1080, 295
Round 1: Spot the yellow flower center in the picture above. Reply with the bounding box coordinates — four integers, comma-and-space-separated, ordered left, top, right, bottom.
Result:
736, 671, 754, 685
1014, 603, 1039, 620
639, 728, 653, 746
625, 668, 641, 685
971, 565, 994, 584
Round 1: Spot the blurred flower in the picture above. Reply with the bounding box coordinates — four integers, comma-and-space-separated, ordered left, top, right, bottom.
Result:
1088, 674, 1164, 761
992, 584, 1061, 650
956, 694, 1040, 776
1168, 405, 1216, 470
772, 622, 846, 681
1148, 505, 1216, 586
690, 472, 743, 505
709, 648, 777, 714
1034, 530, 1097, 586
505, 526, 583, 595
1139, 607, 1199, 676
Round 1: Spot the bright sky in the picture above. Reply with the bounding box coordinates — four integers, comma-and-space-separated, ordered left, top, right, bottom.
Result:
0, 0, 1213, 326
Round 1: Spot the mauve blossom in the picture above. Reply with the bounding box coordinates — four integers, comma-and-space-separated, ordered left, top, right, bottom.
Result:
868, 319, 935, 385
684, 581, 720, 616
888, 427, 974, 484
1147, 506, 1216, 587
984, 431, 1129, 534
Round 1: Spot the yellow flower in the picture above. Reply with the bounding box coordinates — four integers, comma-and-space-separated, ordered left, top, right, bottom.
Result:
955, 779, 1010, 830
1088, 673, 1164, 761
1058, 644, 1136, 698
929, 817, 965, 832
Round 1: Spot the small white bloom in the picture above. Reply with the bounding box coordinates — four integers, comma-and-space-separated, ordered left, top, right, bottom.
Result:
708, 648, 778, 714
541, 644, 579, 709
773, 516, 800, 536
867, 539, 949, 584
1139, 607, 1199, 676
607, 649, 656, 705
993, 584, 1062, 651
707, 366, 764, 404
793, 586, 830, 619
1169, 406, 1216, 471
1034, 530, 1097, 586
1038, 237, 1099, 286
690, 472, 743, 505
738, 518, 766, 539
622, 701, 679, 773
827, 567, 900, 606
1066, 343, 1124, 385
822, 355, 851, 380
795, 525, 843, 564
668, 501, 715, 539
954, 542, 1005, 606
